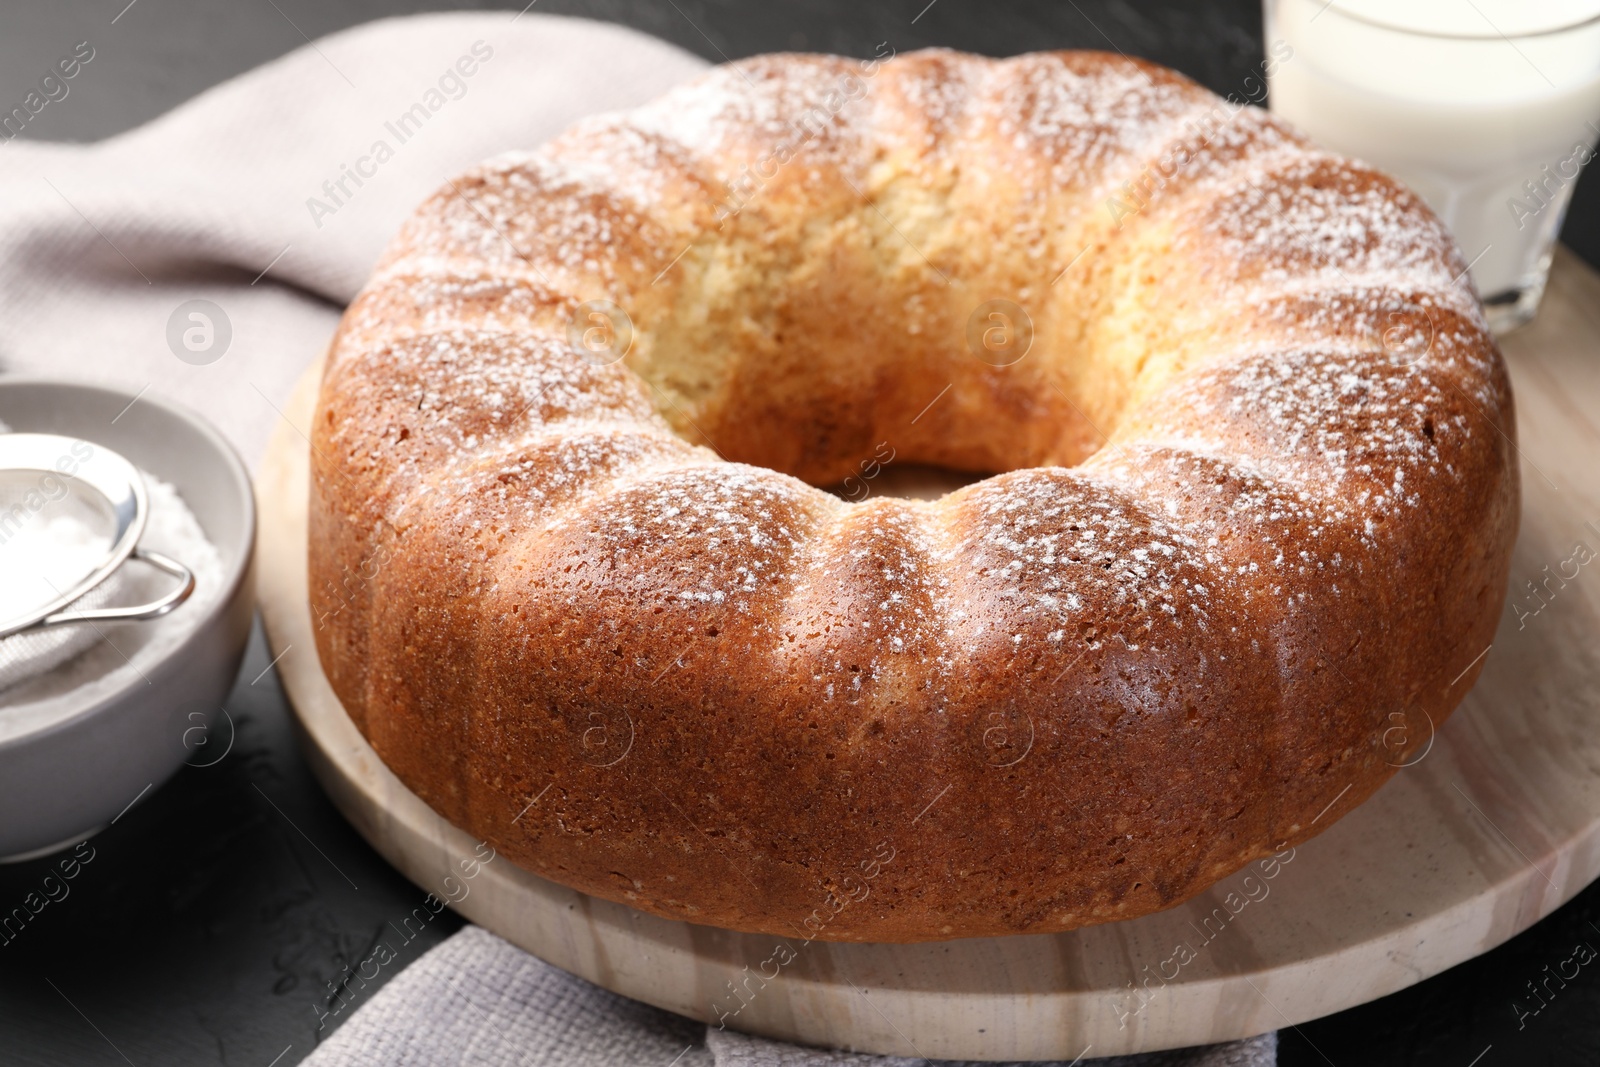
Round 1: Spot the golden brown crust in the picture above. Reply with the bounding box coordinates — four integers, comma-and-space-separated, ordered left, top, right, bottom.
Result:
308, 49, 1518, 941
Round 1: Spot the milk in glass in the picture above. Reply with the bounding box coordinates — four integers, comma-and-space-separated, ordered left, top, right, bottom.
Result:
1265, 0, 1600, 331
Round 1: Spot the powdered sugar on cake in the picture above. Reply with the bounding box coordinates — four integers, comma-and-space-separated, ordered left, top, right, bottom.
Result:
322, 49, 1508, 682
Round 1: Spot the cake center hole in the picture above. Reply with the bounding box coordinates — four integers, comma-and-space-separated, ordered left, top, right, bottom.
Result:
625, 193, 1133, 490
822, 461, 990, 503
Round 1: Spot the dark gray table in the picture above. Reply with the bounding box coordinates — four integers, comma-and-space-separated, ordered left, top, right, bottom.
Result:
3, 2, 1598, 1064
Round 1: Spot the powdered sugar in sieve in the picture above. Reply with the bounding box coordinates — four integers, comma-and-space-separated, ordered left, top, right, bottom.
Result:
0, 432, 197, 693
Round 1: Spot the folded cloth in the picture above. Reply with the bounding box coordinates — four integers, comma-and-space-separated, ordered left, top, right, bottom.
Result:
0, 13, 1277, 1065
0, 11, 706, 466
299, 926, 1276, 1067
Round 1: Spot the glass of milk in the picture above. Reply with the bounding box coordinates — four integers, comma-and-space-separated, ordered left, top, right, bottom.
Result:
1264, 0, 1600, 332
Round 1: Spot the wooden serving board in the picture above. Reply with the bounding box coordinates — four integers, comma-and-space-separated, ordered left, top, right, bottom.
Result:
256, 248, 1600, 1060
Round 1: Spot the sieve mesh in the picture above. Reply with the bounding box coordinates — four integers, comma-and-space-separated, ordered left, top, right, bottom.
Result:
0, 470, 128, 692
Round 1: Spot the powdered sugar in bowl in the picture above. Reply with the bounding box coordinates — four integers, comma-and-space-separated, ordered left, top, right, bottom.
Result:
0, 433, 198, 662
0, 379, 254, 861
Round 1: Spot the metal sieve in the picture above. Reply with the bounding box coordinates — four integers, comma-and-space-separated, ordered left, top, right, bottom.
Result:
0, 433, 194, 640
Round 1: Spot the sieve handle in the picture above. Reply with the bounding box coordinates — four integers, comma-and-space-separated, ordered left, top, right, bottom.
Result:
35, 548, 196, 629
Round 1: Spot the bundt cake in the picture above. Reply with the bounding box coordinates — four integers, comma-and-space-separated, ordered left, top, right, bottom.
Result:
309, 49, 1518, 942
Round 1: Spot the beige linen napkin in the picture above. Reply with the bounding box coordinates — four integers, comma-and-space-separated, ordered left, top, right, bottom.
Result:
0, 13, 1277, 1065
0, 11, 705, 466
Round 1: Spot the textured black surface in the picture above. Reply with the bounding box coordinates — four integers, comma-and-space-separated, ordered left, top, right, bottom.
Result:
1, 2, 1597, 1065
0, 624, 466, 1067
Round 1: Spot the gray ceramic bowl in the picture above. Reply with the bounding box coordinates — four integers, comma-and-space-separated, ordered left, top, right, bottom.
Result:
0, 378, 255, 860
